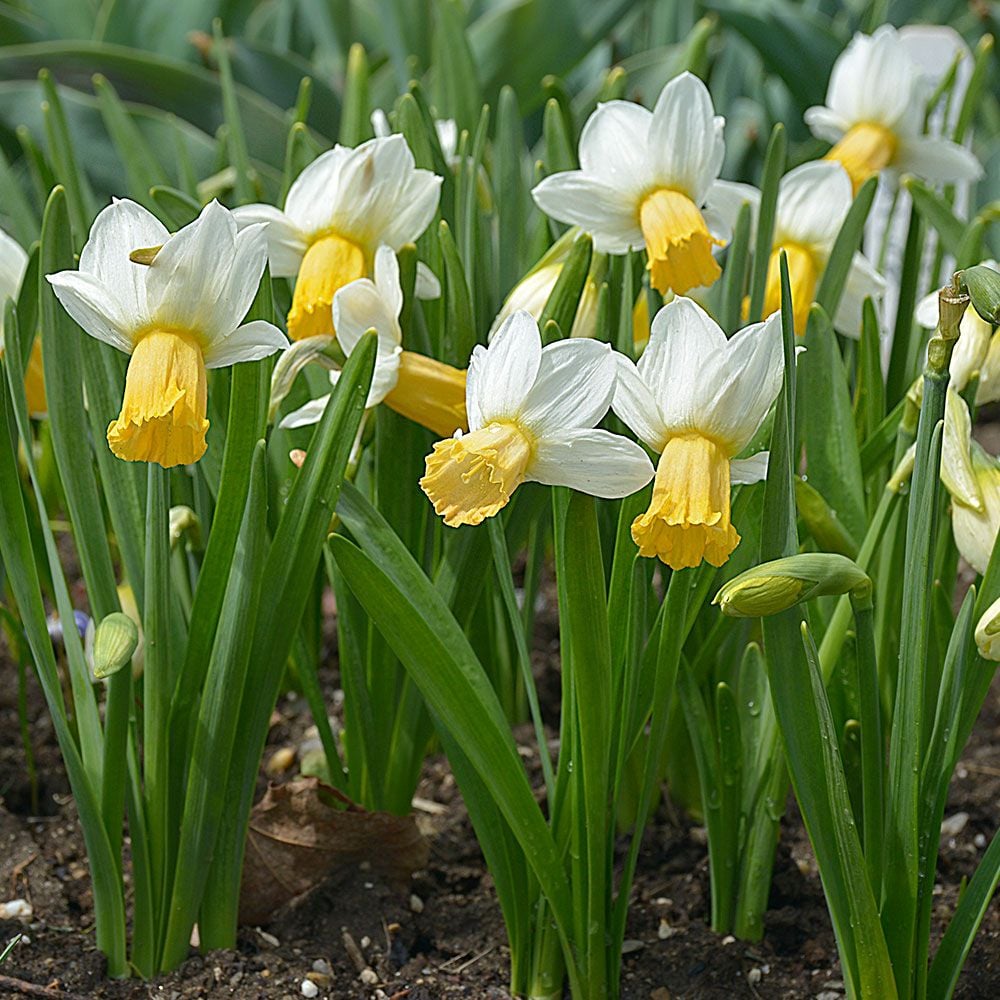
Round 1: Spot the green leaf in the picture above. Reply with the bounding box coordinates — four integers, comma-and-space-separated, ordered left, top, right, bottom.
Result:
800, 305, 867, 543
746, 124, 785, 325
327, 524, 576, 950
905, 178, 964, 258
431, 0, 481, 135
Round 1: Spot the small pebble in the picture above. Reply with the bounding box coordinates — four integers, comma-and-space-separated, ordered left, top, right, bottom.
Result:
721, 935, 735, 945
816, 992, 841, 1000
258, 929, 280, 948
941, 812, 969, 838
621, 939, 644, 954
0, 899, 32, 920
300, 979, 319, 998
658, 919, 678, 940
410, 893, 424, 913
975, 833, 987, 848
747, 967, 762, 986
360, 935, 371, 949
312, 958, 333, 975
359, 966, 378, 985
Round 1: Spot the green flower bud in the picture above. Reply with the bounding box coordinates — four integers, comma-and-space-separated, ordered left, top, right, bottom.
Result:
961, 264, 1000, 326
713, 553, 870, 618
91, 612, 139, 680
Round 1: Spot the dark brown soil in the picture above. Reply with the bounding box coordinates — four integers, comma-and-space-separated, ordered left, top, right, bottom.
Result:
2, 640, 999, 999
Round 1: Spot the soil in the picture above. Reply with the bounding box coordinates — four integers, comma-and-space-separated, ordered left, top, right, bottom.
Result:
2, 625, 999, 999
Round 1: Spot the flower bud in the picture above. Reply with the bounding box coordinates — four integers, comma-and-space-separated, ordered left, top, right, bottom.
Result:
975, 595, 1000, 661
713, 553, 871, 617
169, 505, 202, 549
961, 264, 1000, 326
90, 612, 139, 680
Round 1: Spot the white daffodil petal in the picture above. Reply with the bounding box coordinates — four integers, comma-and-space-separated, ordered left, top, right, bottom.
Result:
577, 100, 653, 198
415, 261, 441, 300
803, 106, 849, 144
775, 161, 852, 249
284, 146, 355, 233
373, 245, 404, 320
952, 443, 1000, 575
79, 198, 168, 328
915, 289, 939, 328
826, 26, 920, 130
731, 452, 769, 485
212, 223, 270, 335
519, 339, 616, 433
531, 172, 642, 253
527, 427, 654, 498
647, 72, 723, 205
145, 200, 239, 337
231, 204, 308, 278
203, 320, 288, 369
896, 135, 984, 184
470, 310, 542, 426
611, 354, 668, 452
333, 277, 401, 360
641, 297, 728, 427
0, 229, 28, 303
45, 270, 135, 354
703, 312, 784, 451
941, 389, 982, 510
280, 395, 331, 429
833, 252, 886, 337
704, 180, 760, 244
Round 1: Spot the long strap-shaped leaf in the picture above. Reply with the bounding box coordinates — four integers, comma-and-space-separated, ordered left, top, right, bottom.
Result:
0, 350, 127, 976
198, 331, 375, 949
334, 483, 576, 965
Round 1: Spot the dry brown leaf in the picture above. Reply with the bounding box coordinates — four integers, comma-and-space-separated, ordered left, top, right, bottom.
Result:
238, 777, 429, 925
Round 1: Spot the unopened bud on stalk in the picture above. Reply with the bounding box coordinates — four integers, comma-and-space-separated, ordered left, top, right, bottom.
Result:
961, 264, 1000, 326
90, 612, 139, 680
169, 505, 201, 549
713, 553, 871, 618
975, 595, 1000, 661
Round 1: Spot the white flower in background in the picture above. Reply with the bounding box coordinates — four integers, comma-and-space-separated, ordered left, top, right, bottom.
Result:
48, 200, 287, 468
0, 227, 46, 416
372, 109, 458, 163
950, 437, 1000, 575
916, 262, 1000, 403
281, 246, 467, 437
233, 136, 441, 340
420, 311, 654, 527
612, 297, 783, 570
490, 232, 603, 341
532, 72, 754, 297
762, 161, 885, 336
805, 24, 983, 192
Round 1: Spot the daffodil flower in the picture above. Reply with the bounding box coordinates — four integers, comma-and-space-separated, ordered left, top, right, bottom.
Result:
420, 311, 654, 527
612, 297, 783, 570
916, 262, 1000, 403
48, 199, 287, 468
762, 161, 885, 335
0, 227, 46, 416
233, 136, 441, 341
894, 387, 995, 574
531, 72, 751, 297
281, 245, 467, 437
805, 25, 982, 192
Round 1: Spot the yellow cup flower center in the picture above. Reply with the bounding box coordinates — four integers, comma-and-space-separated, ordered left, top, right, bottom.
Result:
631, 433, 739, 570
763, 242, 820, 335
420, 420, 534, 527
107, 328, 208, 468
639, 188, 723, 296
826, 122, 897, 193
0, 337, 48, 417
383, 351, 469, 437
287, 231, 366, 341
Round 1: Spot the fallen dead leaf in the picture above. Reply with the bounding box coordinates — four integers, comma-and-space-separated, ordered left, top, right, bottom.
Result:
239, 777, 429, 925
